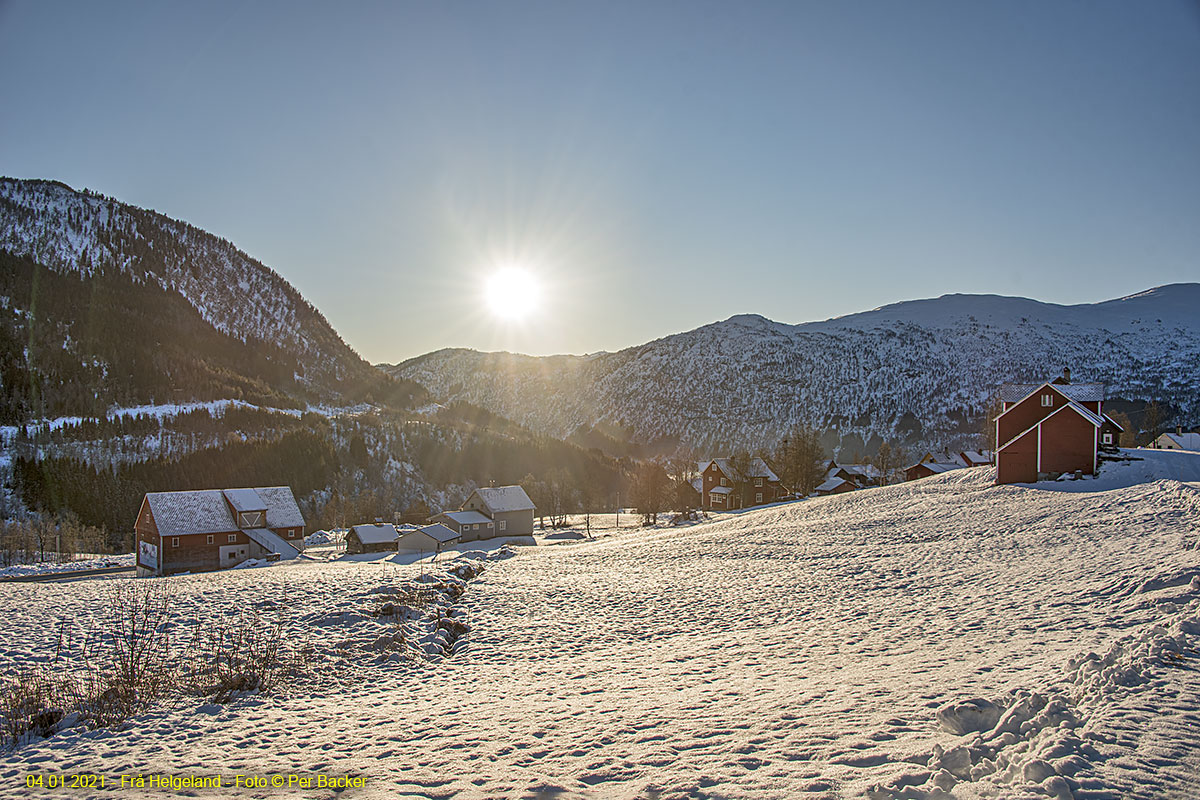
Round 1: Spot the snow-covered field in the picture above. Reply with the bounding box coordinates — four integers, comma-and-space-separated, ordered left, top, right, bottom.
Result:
1, 450, 1198, 799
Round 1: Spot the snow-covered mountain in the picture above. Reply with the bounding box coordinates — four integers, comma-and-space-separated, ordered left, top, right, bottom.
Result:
386, 285, 1200, 454
0, 178, 421, 418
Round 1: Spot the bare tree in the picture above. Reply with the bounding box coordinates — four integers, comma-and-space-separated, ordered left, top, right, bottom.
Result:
872, 440, 903, 486
1143, 401, 1164, 446
632, 463, 669, 525
774, 424, 826, 497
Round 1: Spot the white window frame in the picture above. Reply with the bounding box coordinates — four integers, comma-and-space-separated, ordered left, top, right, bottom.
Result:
1041, 394, 1053, 407
228, 534, 237, 543
755, 493, 763, 504
206, 534, 214, 544
499, 520, 506, 531
171, 537, 180, 548
1102, 433, 1113, 444
754, 477, 763, 487
720, 477, 726, 487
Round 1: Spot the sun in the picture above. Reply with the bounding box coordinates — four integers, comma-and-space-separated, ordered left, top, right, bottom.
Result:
485, 266, 541, 321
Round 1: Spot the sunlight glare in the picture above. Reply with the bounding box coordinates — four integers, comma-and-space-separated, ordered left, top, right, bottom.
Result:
485, 266, 541, 321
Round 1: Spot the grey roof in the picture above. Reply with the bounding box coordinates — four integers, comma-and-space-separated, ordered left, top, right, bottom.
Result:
911, 462, 963, 474
146, 486, 304, 537
699, 457, 781, 484
1156, 432, 1200, 450
473, 486, 535, 513
417, 523, 460, 544
815, 477, 851, 493
439, 510, 494, 526
839, 463, 882, 478
999, 382, 1106, 404
222, 488, 266, 513
349, 523, 398, 545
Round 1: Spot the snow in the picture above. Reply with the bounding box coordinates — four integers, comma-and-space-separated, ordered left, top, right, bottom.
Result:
0, 553, 134, 580
1, 453, 1199, 798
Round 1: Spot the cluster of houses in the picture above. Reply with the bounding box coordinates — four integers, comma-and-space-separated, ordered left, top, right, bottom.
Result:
136, 483, 536, 577
134, 368, 1196, 577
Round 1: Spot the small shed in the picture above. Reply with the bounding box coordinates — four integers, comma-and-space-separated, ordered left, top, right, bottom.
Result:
346, 523, 398, 554
814, 476, 856, 496
397, 523, 461, 554
904, 462, 963, 482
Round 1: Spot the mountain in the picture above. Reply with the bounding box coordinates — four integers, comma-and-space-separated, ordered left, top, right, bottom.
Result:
385, 285, 1200, 455
0, 178, 423, 421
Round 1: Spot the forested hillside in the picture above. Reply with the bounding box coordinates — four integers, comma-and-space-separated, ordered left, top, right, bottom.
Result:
0, 178, 424, 416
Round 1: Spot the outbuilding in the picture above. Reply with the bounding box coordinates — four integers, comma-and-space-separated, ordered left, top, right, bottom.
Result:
346, 523, 399, 554
396, 523, 461, 554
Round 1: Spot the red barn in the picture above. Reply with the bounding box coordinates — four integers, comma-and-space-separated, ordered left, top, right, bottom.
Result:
994, 370, 1115, 484
135, 486, 305, 576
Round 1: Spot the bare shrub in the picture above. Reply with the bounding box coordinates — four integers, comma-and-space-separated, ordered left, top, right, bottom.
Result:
0, 669, 69, 748
183, 612, 296, 703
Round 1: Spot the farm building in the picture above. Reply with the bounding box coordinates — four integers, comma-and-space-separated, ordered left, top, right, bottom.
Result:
904, 461, 963, 482
346, 523, 400, 554
1153, 430, 1200, 451
698, 457, 786, 510
433, 484, 536, 540
135, 486, 304, 577
397, 523, 461, 554
994, 369, 1124, 484
814, 476, 856, 496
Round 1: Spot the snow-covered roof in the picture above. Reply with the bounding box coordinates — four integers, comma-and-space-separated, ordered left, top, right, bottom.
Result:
439, 510, 494, 526
700, 457, 781, 483
222, 488, 266, 513
146, 486, 304, 537
708, 486, 733, 495
691, 477, 703, 493
472, 485, 535, 513
815, 477, 851, 493
839, 463, 881, 478
349, 523, 398, 545
999, 382, 1105, 404
960, 450, 990, 464
1157, 432, 1200, 451
417, 523, 460, 544
919, 462, 962, 474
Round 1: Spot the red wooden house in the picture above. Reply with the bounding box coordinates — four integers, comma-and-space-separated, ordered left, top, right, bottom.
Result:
994, 369, 1122, 484
698, 457, 785, 510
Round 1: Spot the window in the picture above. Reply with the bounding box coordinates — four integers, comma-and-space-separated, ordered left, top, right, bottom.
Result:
499, 520, 506, 531
287, 529, 295, 538
711, 493, 723, 505
171, 537, 180, 548
472, 524, 478, 530
1102, 433, 1113, 445
754, 477, 763, 487
487, 522, 494, 528
228, 534, 237, 543
206, 535, 214, 545
720, 477, 726, 487
755, 493, 763, 504
1041, 394, 1053, 407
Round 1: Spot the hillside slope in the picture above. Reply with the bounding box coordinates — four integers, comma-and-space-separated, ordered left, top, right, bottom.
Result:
386, 285, 1200, 453
0, 178, 422, 420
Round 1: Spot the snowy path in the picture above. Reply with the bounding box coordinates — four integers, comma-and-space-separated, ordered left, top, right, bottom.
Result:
1, 457, 1199, 799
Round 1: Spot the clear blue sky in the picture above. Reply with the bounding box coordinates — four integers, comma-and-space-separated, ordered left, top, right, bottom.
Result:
2, 1, 1197, 363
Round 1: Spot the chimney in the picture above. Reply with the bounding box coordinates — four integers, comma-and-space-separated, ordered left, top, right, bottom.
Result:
1062, 366, 1071, 384
374, 517, 383, 525
1179, 425, 1184, 436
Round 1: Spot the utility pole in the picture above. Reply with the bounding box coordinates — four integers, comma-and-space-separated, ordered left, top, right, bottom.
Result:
615, 492, 620, 530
